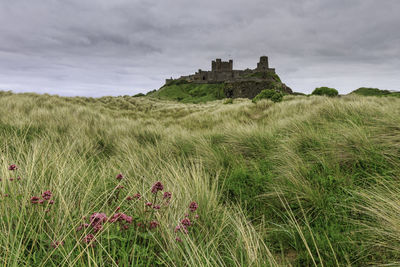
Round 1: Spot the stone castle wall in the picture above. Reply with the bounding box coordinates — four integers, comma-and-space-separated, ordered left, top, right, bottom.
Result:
167, 56, 276, 84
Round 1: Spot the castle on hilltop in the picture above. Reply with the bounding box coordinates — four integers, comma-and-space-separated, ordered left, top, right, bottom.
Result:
166, 56, 276, 84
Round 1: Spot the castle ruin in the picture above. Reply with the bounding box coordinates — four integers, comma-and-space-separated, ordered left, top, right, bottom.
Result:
166, 56, 276, 84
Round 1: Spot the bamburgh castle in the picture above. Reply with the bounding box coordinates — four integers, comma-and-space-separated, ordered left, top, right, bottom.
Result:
166, 56, 276, 84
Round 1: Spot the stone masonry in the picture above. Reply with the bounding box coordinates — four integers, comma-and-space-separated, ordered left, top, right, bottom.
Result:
166, 56, 276, 84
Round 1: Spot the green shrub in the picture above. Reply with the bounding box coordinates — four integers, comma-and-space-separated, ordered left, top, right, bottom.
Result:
270, 92, 283, 102
252, 89, 283, 103
312, 87, 339, 97
223, 98, 233, 104
133, 93, 145, 97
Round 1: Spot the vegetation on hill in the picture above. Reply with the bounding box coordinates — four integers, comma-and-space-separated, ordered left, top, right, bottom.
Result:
244, 71, 282, 82
252, 89, 284, 103
351, 87, 400, 97
150, 72, 287, 103
1, 90, 400, 265
312, 86, 339, 97
148, 82, 226, 103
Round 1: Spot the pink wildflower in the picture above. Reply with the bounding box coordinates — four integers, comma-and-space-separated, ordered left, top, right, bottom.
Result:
17, 176, 21, 180
9, 178, 14, 181
90, 213, 107, 230
39, 199, 44, 204
163, 192, 172, 199
175, 224, 188, 234
31, 196, 40, 204
176, 237, 182, 242
8, 164, 17, 171
145, 202, 152, 207
122, 224, 129, 230
76, 223, 89, 231
189, 201, 198, 212
174, 225, 181, 233
51, 241, 64, 248
116, 173, 124, 180
83, 234, 95, 245
109, 213, 132, 224
42, 190, 52, 200
149, 221, 159, 229
181, 218, 191, 227
133, 193, 141, 199
4, 194, 9, 197
93, 224, 103, 233
126, 196, 133, 201
151, 181, 163, 194
49, 200, 54, 204
116, 185, 124, 190
195, 214, 199, 219
153, 205, 160, 210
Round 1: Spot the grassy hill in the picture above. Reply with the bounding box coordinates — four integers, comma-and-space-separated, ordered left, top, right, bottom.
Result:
149, 72, 287, 103
149, 80, 226, 103
351, 87, 400, 97
1, 90, 400, 266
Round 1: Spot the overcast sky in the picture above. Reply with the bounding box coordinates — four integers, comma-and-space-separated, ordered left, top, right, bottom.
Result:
0, 0, 399, 96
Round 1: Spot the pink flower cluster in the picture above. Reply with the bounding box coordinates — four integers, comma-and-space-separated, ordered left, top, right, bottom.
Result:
42, 176, 200, 249
90, 212, 107, 233
151, 181, 163, 194
174, 201, 199, 242
30, 190, 54, 205
189, 201, 198, 212
8, 164, 18, 171
109, 212, 133, 229
83, 234, 96, 246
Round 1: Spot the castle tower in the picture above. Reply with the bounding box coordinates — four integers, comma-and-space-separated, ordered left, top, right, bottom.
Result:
257, 56, 269, 71
212, 59, 233, 71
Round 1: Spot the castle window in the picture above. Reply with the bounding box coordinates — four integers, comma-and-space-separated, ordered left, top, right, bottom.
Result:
202, 76, 206, 80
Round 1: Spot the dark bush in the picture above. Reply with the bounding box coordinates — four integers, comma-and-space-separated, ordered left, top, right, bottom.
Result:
133, 93, 145, 97
252, 89, 284, 103
270, 92, 283, 102
312, 87, 339, 97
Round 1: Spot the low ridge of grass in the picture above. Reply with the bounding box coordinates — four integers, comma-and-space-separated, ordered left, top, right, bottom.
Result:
351, 87, 400, 97
1, 91, 400, 266
150, 82, 226, 103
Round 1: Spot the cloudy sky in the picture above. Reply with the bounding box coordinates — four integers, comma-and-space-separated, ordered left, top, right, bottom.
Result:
0, 0, 399, 96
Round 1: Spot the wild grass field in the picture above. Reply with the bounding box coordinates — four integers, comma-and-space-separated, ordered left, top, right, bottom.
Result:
1, 90, 400, 266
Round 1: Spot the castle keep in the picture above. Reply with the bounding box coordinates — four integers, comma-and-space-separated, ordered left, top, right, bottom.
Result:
166, 56, 276, 84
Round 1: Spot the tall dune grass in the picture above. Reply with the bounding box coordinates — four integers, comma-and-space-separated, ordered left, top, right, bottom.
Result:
1, 91, 400, 265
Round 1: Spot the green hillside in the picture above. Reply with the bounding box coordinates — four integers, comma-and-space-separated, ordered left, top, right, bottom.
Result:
351, 87, 400, 97
1, 91, 400, 265
149, 72, 287, 103
149, 80, 226, 103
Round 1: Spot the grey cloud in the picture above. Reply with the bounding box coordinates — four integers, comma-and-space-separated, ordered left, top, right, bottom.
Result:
0, 0, 399, 96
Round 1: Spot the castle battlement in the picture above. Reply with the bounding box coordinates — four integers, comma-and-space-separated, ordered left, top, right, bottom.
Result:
167, 56, 276, 84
